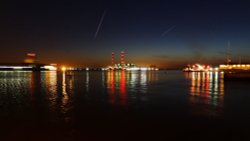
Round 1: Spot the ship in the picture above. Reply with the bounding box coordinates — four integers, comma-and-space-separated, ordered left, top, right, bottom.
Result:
183, 64, 218, 72
0, 53, 57, 71
219, 64, 250, 79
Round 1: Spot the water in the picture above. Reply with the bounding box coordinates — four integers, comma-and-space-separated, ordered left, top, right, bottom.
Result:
0, 70, 250, 140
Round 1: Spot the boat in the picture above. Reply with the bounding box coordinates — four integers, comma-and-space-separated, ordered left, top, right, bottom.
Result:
219, 64, 250, 79
183, 64, 218, 72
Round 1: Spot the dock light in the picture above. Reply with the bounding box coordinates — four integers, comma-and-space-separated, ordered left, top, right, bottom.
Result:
61, 67, 66, 71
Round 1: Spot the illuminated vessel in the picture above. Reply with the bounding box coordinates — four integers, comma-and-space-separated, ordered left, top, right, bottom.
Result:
0, 53, 57, 71
219, 64, 250, 79
0, 63, 57, 71
183, 64, 218, 72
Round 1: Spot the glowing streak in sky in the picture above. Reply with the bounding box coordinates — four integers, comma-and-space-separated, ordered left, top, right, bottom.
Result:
161, 25, 176, 37
94, 10, 107, 40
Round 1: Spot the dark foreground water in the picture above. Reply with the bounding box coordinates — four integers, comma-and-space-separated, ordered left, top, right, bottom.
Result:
0, 70, 250, 141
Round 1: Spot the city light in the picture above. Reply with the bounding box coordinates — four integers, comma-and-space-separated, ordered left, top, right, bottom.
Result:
61, 66, 67, 71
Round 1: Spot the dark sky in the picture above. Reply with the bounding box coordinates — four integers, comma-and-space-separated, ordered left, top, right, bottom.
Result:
1, 0, 250, 68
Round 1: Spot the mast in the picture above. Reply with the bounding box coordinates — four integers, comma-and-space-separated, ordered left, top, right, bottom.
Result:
226, 41, 231, 65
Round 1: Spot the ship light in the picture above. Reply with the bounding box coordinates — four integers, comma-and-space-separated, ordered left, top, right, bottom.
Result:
44, 65, 57, 71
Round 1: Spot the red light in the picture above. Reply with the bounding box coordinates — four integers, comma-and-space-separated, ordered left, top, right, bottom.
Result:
27, 53, 36, 57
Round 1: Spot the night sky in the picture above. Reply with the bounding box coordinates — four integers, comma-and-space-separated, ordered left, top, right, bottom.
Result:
1, 0, 250, 68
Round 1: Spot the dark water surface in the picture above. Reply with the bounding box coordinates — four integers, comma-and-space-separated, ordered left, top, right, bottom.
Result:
0, 70, 250, 141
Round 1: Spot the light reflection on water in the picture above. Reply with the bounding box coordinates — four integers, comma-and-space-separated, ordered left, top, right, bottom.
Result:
2, 70, 250, 140
106, 70, 128, 106
184, 72, 224, 117
106, 70, 158, 107
0, 70, 226, 118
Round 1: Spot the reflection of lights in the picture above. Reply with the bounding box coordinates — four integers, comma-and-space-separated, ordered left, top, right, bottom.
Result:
140, 71, 147, 93
62, 72, 67, 96
45, 71, 57, 94
214, 72, 219, 95
107, 70, 116, 105
62, 72, 69, 110
102, 71, 105, 86
120, 70, 127, 106
106, 70, 151, 107
86, 71, 89, 92
187, 71, 224, 117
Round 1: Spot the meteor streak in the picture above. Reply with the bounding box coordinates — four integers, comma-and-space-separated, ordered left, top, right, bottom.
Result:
161, 25, 176, 37
94, 10, 107, 40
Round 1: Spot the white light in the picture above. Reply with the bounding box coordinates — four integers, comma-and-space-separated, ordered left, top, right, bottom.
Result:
127, 67, 140, 71
0, 66, 32, 69
140, 67, 148, 71
44, 65, 57, 71
13, 67, 23, 69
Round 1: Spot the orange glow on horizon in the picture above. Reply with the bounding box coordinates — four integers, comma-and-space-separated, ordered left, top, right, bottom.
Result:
61, 66, 66, 71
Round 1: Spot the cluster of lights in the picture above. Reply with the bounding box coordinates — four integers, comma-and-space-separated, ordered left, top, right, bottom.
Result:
0, 64, 58, 71
184, 64, 219, 72
0, 66, 33, 69
106, 66, 158, 71
219, 64, 250, 70
60, 66, 84, 71
42, 65, 57, 71
126, 67, 159, 71
106, 63, 158, 71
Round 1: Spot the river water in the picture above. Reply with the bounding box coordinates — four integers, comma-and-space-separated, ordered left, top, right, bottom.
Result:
0, 70, 250, 140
